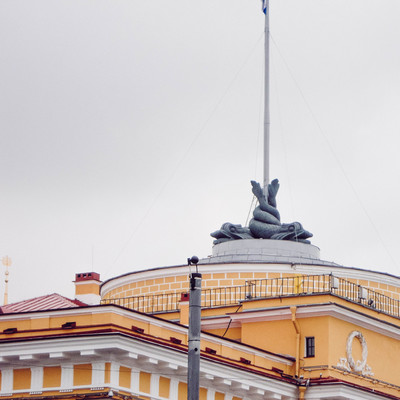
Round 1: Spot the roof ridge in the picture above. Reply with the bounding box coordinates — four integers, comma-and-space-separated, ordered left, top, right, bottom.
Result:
0, 293, 86, 314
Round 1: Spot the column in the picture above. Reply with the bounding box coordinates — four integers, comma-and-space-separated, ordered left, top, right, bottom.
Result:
130, 368, 140, 393
170, 379, 179, 398
1, 369, 13, 393
150, 373, 160, 397
31, 367, 43, 391
109, 362, 119, 388
60, 363, 73, 390
207, 388, 216, 400
92, 362, 105, 387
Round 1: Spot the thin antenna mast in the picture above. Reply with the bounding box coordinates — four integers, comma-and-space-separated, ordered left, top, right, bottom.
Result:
263, 0, 270, 195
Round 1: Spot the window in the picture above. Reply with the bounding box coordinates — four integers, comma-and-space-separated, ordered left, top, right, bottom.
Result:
305, 336, 315, 357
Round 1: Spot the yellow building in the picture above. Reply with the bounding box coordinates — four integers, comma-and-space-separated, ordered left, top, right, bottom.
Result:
0, 240, 400, 399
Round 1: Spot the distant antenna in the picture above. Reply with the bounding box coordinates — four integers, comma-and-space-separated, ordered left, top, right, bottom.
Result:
2, 256, 12, 305
263, 0, 270, 195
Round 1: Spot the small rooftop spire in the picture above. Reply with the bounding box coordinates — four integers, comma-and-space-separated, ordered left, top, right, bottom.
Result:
2, 256, 12, 305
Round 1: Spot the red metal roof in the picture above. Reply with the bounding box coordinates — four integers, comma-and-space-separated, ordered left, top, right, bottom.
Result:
0, 293, 87, 314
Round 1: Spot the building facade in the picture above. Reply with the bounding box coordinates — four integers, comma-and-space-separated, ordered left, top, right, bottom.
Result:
0, 240, 399, 399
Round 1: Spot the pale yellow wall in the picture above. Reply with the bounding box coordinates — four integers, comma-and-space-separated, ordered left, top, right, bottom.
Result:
31, 316, 50, 330
178, 382, 187, 400
241, 319, 298, 358
200, 339, 221, 354
298, 316, 330, 368
328, 316, 400, 384
75, 282, 100, 295
201, 305, 242, 318
104, 362, 111, 383
199, 387, 207, 400
140, 371, 151, 393
43, 366, 61, 388
179, 302, 189, 325
13, 368, 31, 390
204, 327, 241, 341
159, 376, 170, 398
119, 366, 131, 388
238, 308, 400, 388
73, 364, 92, 386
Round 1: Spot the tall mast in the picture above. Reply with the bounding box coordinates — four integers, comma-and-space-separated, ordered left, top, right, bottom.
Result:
263, 0, 270, 195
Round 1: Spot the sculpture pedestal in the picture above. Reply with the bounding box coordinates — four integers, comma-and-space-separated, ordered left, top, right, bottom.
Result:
206, 239, 321, 265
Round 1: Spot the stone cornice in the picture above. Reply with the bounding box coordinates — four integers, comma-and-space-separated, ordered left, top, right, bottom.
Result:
0, 304, 293, 365
226, 303, 400, 340
306, 381, 396, 400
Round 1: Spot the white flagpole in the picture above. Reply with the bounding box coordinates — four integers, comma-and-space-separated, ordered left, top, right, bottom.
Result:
263, 0, 270, 196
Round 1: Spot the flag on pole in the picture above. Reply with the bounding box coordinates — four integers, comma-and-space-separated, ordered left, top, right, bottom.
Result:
261, 0, 267, 14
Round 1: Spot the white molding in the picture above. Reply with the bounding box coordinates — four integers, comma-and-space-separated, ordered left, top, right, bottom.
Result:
20, 354, 34, 360
229, 308, 292, 323
201, 316, 241, 330
75, 280, 101, 287
265, 394, 281, 399
81, 349, 97, 356
76, 293, 101, 305
50, 352, 65, 359
306, 382, 391, 399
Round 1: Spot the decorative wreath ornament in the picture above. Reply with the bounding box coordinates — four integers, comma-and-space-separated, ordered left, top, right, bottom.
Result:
346, 330, 368, 372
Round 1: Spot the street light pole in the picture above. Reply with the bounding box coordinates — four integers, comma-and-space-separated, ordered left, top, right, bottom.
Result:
187, 256, 201, 400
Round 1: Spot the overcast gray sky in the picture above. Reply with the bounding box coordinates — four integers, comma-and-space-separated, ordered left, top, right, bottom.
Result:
1, 0, 400, 303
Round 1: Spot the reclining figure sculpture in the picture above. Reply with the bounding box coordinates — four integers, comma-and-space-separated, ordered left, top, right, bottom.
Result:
211, 180, 312, 245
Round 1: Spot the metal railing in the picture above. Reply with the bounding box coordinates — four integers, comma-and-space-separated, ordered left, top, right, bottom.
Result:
101, 292, 183, 314
101, 274, 400, 319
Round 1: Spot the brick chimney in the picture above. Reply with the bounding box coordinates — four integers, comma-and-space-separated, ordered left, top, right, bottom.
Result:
74, 272, 101, 305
